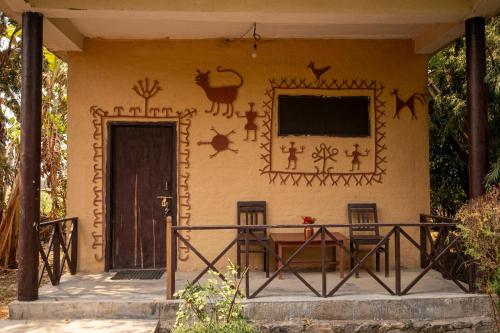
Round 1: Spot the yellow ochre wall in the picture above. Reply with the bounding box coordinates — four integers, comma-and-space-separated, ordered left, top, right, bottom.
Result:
66, 39, 429, 272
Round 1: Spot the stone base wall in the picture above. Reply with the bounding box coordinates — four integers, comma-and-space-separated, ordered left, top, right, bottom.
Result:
157, 318, 497, 333
254, 318, 496, 333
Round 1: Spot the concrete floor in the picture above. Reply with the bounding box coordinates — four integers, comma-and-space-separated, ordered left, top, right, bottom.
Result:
0, 320, 158, 333
8, 268, 491, 322
35, 268, 465, 301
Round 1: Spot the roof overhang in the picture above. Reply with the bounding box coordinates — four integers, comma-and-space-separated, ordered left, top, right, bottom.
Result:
1, 0, 499, 54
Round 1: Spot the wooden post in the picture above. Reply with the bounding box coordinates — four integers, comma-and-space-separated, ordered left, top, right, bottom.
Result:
53, 225, 61, 284
419, 215, 428, 268
468, 262, 477, 293
18, 12, 43, 302
166, 216, 174, 299
70, 218, 78, 275
320, 227, 326, 297
245, 227, 250, 298
465, 17, 488, 199
394, 226, 401, 295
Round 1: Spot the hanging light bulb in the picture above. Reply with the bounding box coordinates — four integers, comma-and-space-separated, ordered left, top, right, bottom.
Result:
251, 42, 258, 58
251, 22, 261, 59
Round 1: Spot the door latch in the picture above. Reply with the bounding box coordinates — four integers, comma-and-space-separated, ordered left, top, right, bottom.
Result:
158, 180, 172, 216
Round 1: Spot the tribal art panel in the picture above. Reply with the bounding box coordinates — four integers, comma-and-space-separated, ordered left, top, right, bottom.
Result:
259, 78, 387, 186
90, 78, 196, 262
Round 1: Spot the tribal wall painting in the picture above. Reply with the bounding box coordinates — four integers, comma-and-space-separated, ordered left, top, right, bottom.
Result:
195, 66, 244, 118
391, 88, 426, 120
307, 61, 331, 81
197, 127, 238, 158
237, 102, 266, 141
132, 78, 161, 115
90, 78, 196, 262
259, 77, 387, 186
312, 143, 339, 174
345, 144, 370, 171
280, 142, 305, 170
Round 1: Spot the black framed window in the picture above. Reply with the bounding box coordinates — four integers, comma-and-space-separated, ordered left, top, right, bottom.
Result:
278, 95, 371, 137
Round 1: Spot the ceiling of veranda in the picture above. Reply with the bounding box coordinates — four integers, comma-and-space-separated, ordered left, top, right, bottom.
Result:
0, 0, 499, 54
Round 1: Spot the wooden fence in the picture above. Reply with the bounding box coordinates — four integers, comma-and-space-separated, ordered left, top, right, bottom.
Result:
166, 218, 476, 299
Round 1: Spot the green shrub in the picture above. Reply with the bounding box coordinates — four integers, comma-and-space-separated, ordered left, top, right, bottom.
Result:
456, 187, 500, 295
173, 320, 257, 333
456, 187, 500, 329
173, 262, 259, 333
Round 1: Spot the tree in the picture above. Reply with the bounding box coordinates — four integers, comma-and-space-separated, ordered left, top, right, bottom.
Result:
428, 16, 500, 216
0, 13, 21, 217
41, 50, 67, 219
0, 12, 68, 268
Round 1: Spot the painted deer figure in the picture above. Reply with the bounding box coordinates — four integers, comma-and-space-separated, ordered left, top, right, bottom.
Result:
391, 88, 426, 120
195, 66, 244, 118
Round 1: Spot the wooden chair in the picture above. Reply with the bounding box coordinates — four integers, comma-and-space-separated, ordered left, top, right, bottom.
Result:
348, 203, 389, 277
236, 201, 270, 278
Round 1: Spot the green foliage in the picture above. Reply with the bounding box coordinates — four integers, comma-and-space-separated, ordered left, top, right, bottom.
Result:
456, 187, 500, 295
173, 320, 258, 333
0, 12, 68, 219
429, 16, 500, 215
0, 14, 22, 209
40, 47, 68, 218
40, 191, 53, 218
173, 262, 258, 333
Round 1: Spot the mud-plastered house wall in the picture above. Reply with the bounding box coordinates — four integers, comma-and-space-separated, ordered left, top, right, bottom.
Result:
66, 39, 429, 272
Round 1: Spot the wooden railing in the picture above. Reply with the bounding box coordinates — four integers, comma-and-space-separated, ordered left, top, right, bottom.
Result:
38, 217, 78, 286
166, 221, 476, 299
419, 214, 475, 286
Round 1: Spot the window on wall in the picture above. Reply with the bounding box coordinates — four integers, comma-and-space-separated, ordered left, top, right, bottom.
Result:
277, 95, 371, 137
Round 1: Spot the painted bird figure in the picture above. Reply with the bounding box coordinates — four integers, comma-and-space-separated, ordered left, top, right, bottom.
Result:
307, 61, 331, 81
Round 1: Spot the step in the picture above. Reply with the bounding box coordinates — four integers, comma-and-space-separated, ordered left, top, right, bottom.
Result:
241, 294, 494, 321
0, 319, 159, 333
9, 299, 178, 320
10, 293, 493, 321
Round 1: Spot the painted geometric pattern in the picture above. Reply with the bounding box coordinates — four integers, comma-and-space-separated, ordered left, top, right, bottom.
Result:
90, 105, 196, 262
259, 78, 387, 186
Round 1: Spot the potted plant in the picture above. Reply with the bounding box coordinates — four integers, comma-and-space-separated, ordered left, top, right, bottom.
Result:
302, 216, 317, 239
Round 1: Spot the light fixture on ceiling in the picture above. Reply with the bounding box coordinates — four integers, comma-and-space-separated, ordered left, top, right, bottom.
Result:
251, 22, 261, 59
224, 22, 262, 58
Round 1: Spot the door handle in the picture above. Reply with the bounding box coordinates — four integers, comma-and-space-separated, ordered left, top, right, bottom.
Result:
159, 181, 172, 217
157, 196, 173, 207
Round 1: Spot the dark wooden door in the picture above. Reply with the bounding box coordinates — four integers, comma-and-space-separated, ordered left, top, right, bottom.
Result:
108, 123, 176, 269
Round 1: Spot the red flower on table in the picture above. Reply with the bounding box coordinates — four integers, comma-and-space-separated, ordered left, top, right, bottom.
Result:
301, 216, 317, 225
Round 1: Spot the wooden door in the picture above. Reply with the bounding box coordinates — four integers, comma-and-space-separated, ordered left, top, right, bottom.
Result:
108, 123, 176, 270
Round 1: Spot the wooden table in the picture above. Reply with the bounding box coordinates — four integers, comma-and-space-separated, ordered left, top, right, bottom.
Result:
270, 232, 347, 278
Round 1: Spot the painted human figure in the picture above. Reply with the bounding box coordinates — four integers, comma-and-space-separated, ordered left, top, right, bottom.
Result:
236, 102, 266, 141
344, 144, 369, 171
280, 142, 305, 170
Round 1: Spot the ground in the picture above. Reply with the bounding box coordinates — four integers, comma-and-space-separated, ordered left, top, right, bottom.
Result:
0, 269, 17, 320
0, 268, 51, 320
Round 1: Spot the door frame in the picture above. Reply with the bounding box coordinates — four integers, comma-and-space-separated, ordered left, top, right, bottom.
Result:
104, 121, 177, 271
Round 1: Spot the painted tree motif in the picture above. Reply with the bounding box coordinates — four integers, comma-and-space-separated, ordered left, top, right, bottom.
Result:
312, 144, 338, 174
132, 78, 161, 115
